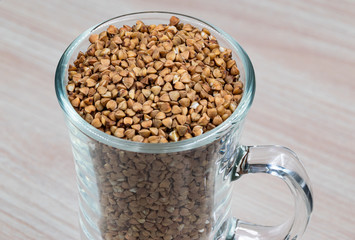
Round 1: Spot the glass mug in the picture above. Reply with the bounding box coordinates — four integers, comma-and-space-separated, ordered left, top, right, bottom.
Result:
55, 12, 313, 240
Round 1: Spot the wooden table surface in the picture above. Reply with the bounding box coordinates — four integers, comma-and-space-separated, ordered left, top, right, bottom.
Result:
1, 0, 354, 239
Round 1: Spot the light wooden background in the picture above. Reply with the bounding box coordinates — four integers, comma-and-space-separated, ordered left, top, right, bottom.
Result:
1, 0, 354, 239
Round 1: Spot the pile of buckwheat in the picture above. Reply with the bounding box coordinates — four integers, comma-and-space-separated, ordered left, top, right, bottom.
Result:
67, 16, 243, 143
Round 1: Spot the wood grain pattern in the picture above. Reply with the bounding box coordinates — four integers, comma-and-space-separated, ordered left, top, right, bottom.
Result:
0, 0, 354, 239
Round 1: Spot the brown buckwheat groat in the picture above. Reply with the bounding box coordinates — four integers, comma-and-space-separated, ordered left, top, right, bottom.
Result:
67, 16, 243, 240
66, 16, 243, 143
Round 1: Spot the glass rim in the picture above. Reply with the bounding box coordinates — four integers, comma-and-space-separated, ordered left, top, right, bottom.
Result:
55, 11, 255, 153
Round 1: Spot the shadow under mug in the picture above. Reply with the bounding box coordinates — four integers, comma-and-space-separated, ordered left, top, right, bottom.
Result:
55, 11, 313, 240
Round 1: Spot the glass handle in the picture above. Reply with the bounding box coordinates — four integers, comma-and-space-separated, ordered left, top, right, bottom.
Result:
229, 145, 313, 239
